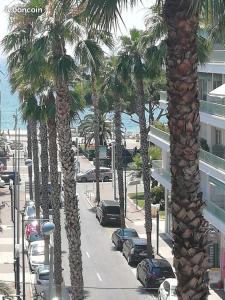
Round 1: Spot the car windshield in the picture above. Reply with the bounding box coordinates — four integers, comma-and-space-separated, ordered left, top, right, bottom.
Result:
152, 266, 173, 277
30, 234, 43, 242
32, 246, 44, 256
171, 287, 177, 296
122, 230, 138, 237
134, 245, 147, 251
39, 273, 49, 280
105, 206, 120, 214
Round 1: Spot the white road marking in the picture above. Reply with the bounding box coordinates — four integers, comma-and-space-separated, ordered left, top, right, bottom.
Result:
86, 251, 90, 258
96, 272, 103, 282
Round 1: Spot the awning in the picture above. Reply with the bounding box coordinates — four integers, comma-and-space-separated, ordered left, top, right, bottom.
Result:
209, 84, 225, 97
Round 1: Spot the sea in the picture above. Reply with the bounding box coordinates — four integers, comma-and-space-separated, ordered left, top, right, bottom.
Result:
0, 58, 167, 133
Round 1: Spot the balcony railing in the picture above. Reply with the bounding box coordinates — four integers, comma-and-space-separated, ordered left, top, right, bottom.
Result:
150, 126, 225, 173
200, 100, 225, 118
150, 126, 170, 142
209, 50, 225, 63
151, 160, 171, 181
200, 149, 225, 172
205, 200, 225, 223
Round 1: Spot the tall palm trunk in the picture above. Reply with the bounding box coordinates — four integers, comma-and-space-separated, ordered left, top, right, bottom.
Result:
47, 109, 62, 293
136, 79, 153, 258
114, 98, 125, 228
91, 75, 100, 204
31, 119, 40, 219
27, 119, 33, 200
40, 121, 50, 265
164, 1, 208, 298
53, 41, 83, 300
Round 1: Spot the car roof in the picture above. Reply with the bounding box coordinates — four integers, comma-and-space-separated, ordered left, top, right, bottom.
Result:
146, 258, 172, 267
30, 240, 45, 247
120, 228, 137, 232
130, 238, 147, 245
101, 200, 120, 207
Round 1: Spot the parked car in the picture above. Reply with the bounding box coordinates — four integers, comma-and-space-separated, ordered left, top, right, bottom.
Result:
77, 167, 112, 182
28, 241, 45, 272
0, 172, 21, 184
0, 177, 5, 188
35, 265, 50, 285
96, 200, 121, 226
25, 232, 43, 252
158, 278, 177, 300
136, 259, 175, 289
112, 228, 139, 250
122, 238, 148, 265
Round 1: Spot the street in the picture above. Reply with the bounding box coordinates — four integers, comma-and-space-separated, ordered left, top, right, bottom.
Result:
61, 156, 157, 299
61, 183, 158, 300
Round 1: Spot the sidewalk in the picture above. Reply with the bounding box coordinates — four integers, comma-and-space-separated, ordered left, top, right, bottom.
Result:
0, 188, 34, 299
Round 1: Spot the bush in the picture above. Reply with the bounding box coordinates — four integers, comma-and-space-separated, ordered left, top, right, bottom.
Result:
151, 185, 165, 210
149, 145, 162, 160
153, 121, 169, 133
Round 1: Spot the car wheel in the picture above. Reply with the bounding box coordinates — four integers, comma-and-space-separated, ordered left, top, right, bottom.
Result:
103, 176, 109, 182
81, 177, 87, 183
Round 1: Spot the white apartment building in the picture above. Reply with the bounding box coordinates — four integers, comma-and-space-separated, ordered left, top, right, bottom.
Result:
149, 48, 225, 288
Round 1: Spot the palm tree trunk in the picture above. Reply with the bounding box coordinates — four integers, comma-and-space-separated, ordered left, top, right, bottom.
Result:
114, 98, 125, 228
27, 119, 33, 200
30, 119, 41, 219
53, 35, 83, 297
47, 112, 63, 293
39, 121, 50, 265
164, 1, 208, 298
91, 75, 100, 204
136, 79, 153, 258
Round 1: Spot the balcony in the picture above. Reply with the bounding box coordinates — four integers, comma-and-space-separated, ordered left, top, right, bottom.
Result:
204, 201, 225, 232
209, 50, 225, 63
151, 160, 171, 190
159, 91, 168, 109
149, 126, 225, 182
200, 100, 225, 119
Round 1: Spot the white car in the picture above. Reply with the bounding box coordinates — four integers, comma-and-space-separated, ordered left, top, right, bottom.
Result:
35, 265, 50, 285
158, 278, 178, 300
0, 178, 5, 188
28, 240, 45, 272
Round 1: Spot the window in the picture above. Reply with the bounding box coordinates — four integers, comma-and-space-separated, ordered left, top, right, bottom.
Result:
215, 128, 222, 144
213, 74, 222, 90
199, 79, 208, 100
105, 206, 120, 214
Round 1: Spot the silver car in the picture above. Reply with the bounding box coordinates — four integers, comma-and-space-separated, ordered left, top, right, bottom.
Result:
35, 265, 50, 285
77, 167, 112, 182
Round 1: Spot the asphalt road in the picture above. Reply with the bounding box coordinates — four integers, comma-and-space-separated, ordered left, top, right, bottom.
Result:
61, 182, 158, 300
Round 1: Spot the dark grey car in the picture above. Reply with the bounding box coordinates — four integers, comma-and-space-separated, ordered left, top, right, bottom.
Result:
96, 200, 121, 226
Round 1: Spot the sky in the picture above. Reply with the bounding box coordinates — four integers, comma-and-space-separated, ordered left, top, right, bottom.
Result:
0, 0, 156, 46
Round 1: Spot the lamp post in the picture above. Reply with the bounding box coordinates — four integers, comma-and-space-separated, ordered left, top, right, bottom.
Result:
42, 221, 55, 299
111, 140, 117, 200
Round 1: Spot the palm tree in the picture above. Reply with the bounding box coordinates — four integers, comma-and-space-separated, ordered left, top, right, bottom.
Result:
36, 2, 86, 297
117, 28, 162, 257
27, 119, 33, 200
79, 113, 112, 148
101, 58, 126, 227
75, 34, 112, 204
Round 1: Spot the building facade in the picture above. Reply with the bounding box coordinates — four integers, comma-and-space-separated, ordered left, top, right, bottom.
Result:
149, 48, 225, 288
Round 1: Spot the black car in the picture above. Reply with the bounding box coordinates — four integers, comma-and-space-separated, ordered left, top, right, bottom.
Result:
96, 200, 121, 226
112, 228, 139, 250
136, 258, 175, 288
0, 172, 21, 184
122, 238, 148, 264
